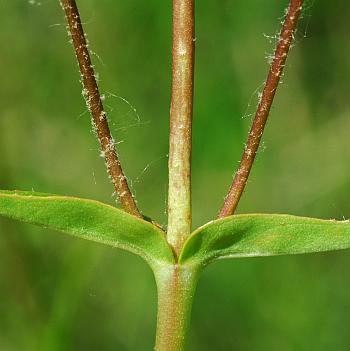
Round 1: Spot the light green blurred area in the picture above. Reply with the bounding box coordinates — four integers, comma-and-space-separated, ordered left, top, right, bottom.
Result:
1, 0, 350, 350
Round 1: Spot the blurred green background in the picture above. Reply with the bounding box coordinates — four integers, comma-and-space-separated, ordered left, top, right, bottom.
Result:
1, 0, 350, 350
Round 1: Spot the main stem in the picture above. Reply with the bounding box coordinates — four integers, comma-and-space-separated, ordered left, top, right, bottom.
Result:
61, 0, 141, 218
219, 0, 304, 217
167, 0, 195, 256
154, 264, 199, 351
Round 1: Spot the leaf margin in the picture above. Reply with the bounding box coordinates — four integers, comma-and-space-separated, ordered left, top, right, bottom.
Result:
179, 213, 350, 265
0, 190, 175, 266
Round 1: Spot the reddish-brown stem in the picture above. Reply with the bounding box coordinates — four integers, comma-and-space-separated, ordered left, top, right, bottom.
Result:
61, 0, 141, 218
167, 0, 195, 255
219, 0, 304, 218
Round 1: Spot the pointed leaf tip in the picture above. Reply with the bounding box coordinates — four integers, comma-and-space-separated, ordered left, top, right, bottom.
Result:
179, 214, 350, 265
0, 190, 174, 265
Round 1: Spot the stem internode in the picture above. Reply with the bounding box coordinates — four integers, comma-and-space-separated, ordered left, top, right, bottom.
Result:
167, 0, 195, 255
154, 264, 200, 351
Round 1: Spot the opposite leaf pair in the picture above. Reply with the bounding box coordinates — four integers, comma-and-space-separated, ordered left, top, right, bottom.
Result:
1, 190, 350, 274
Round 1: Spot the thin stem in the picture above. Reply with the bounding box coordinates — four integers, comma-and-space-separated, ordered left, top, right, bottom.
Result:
167, 0, 195, 255
154, 264, 199, 351
61, 0, 141, 218
219, 0, 304, 218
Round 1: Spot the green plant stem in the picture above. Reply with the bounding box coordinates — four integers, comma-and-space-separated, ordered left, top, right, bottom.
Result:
61, 0, 141, 218
219, 0, 304, 218
167, 0, 195, 256
154, 264, 200, 351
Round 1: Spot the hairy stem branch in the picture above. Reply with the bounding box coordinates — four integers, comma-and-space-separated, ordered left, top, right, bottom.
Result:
167, 0, 195, 255
61, 0, 141, 218
219, 0, 304, 218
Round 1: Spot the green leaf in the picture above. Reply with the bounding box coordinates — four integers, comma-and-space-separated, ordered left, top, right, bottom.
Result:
179, 214, 350, 265
0, 190, 174, 266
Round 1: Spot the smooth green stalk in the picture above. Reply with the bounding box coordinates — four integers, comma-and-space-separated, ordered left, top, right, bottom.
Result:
167, 0, 195, 255
154, 264, 200, 351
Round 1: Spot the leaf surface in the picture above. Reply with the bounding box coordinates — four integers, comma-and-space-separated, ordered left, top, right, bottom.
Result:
0, 190, 174, 265
179, 214, 350, 265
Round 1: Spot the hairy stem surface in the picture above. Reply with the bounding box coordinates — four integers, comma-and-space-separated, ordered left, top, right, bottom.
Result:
219, 0, 304, 217
61, 0, 141, 218
154, 264, 199, 351
168, 0, 195, 255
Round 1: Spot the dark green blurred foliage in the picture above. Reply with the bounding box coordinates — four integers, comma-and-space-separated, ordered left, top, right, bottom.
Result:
1, 0, 350, 350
